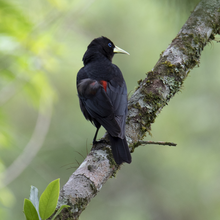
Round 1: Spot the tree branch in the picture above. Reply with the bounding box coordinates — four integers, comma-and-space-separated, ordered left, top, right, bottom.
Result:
138, 140, 177, 147
51, 1, 220, 219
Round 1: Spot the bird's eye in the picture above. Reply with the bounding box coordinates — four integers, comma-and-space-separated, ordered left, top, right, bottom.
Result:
108, 43, 112, 48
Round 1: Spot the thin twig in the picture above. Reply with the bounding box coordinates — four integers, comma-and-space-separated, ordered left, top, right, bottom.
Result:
73, 149, 85, 160
75, 158, 80, 166
139, 141, 177, 147
86, 139, 89, 155
60, 162, 77, 169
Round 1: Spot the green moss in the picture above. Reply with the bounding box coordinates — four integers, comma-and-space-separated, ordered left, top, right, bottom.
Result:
146, 71, 153, 76
211, 21, 220, 35
177, 33, 206, 69
90, 183, 97, 194
74, 198, 88, 213
126, 116, 131, 124
164, 60, 175, 68
141, 126, 147, 132
101, 146, 118, 177
209, 33, 215, 40
135, 102, 142, 110
160, 76, 183, 100
131, 103, 156, 136
129, 141, 141, 152
129, 102, 142, 112
134, 85, 140, 91
143, 92, 164, 108
193, 34, 200, 45
137, 79, 143, 85
160, 50, 165, 57
130, 90, 165, 137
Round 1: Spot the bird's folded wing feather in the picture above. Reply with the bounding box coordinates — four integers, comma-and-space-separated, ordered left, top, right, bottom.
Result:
106, 81, 127, 138
78, 79, 121, 137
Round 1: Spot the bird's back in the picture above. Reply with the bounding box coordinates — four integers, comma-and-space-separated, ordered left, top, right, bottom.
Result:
76, 36, 131, 164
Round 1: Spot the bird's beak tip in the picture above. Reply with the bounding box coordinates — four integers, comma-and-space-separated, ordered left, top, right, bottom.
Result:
114, 45, 130, 55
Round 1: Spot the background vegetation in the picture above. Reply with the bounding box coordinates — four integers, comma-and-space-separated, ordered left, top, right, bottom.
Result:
1, 0, 220, 219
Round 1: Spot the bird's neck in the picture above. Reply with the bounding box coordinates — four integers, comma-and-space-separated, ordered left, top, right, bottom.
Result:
83, 51, 112, 65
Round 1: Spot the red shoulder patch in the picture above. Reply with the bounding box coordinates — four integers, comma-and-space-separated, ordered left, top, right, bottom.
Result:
100, 80, 107, 92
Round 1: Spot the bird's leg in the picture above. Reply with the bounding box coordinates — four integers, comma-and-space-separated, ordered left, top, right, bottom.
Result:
93, 127, 100, 145
92, 127, 108, 150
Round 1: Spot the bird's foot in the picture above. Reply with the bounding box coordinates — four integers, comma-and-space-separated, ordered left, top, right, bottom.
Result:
92, 139, 109, 150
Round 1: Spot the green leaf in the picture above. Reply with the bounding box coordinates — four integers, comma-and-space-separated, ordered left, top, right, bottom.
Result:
23, 199, 39, 220
51, 205, 70, 220
39, 178, 60, 220
29, 186, 41, 220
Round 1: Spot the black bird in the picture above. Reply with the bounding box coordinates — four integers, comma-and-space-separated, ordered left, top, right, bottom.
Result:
77, 36, 131, 165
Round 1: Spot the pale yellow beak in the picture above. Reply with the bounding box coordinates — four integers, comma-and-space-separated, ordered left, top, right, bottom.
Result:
113, 45, 130, 55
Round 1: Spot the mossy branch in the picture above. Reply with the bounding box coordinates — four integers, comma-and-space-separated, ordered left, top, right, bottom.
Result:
50, 1, 220, 219
126, 0, 220, 150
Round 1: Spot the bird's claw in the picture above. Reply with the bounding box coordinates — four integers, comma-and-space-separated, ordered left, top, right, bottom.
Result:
92, 139, 108, 150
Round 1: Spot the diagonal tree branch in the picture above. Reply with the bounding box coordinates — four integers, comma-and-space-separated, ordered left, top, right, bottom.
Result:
51, 0, 220, 219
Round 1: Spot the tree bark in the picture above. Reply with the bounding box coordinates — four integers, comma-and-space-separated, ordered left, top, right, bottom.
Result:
51, 0, 220, 219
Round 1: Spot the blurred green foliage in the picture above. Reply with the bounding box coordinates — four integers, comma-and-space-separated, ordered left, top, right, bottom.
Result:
0, 0, 220, 220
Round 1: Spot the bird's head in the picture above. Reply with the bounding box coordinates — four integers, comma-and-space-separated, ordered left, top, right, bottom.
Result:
83, 36, 129, 64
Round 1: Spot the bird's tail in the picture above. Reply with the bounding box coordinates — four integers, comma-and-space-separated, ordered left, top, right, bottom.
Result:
109, 135, 132, 165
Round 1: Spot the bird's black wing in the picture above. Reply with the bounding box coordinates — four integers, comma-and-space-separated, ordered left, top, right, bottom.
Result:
77, 64, 128, 139
106, 80, 127, 139
77, 78, 121, 137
